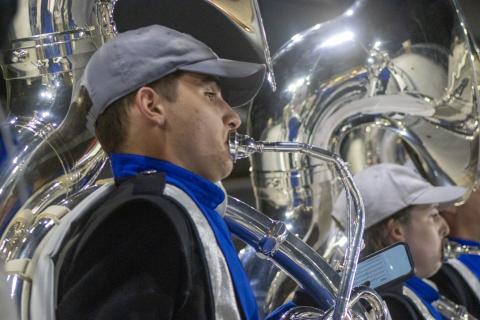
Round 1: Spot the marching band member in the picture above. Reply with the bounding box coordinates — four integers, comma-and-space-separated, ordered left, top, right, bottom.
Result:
431, 189, 480, 317
332, 163, 466, 320
56, 24, 266, 320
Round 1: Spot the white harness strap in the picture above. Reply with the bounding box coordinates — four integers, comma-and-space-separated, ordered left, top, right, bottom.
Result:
402, 286, 436, 320
164, 184, 241, 320
447, 258, 480, 301
30, 184, 114, 320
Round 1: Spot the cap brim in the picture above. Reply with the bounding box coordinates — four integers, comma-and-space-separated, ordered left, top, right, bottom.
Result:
410, 186, 466, 206
179, 58, 266, 107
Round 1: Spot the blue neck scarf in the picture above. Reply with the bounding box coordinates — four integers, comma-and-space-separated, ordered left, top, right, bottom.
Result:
449, 237, 480, 279
110, 153, 259, 320
405, 276, 445, 320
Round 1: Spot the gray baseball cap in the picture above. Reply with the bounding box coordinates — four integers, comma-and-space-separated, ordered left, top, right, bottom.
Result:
82, 24, 266, 133
331, 163, 465, 229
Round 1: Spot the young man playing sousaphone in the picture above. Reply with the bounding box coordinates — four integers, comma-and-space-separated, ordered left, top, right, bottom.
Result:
56, 24, 268, 319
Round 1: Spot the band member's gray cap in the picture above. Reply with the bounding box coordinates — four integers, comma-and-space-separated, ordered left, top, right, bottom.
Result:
331, 163, 466, 229
82, 24, 266, 133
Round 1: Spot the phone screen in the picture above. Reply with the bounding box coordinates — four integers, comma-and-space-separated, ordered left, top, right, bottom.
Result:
353, 242, 414, 289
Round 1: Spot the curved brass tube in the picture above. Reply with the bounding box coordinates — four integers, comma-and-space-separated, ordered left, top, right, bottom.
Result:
444, 240, 480, 259
246, 0, 480, 312
229, 131, 371, 319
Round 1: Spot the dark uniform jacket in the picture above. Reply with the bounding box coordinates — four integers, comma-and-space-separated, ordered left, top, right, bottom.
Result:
56, 173, 214, 320
430, 263, 480, 318
380, 284, 425, 320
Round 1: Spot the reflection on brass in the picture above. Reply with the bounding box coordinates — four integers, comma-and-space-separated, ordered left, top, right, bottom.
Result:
228, 131, 390, 319
246, 0, 480, 314
0, 221, 29, 261
206, 0, 275, 90
444, 240, 480, 259
206, 0, 255, 33
0, 0, 274, 318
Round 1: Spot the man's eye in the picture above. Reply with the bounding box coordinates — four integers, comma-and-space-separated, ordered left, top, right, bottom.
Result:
205, 92, 216, 100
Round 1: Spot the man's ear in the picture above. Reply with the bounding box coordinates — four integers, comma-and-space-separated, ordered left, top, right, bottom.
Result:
386, 218, 406, 242
135, 87, 166, 126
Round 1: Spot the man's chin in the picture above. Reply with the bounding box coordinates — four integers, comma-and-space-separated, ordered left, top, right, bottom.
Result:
222, 160, 234, 179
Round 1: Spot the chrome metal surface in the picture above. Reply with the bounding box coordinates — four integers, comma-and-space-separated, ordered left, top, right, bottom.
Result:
246, 0, 480, 313
228, 132, 387, 320
0, 0, 275, 319
433, 296, 477, 320
444, 239, 480, 259
227, 198, 381, 320
0, 2, 112, 316
226, 195, 339, 310
227, 194, 389, 319
279, 306, 326, 320
205, 0, 276, 90
0, 0, 112, 236
347, 286, 390, 320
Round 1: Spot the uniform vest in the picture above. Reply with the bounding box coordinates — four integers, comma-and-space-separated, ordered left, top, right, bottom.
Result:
446, 258, 480, 302
24, 173, 242, 319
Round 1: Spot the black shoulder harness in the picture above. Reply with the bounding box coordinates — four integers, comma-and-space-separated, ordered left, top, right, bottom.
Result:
55, 172, 215, 318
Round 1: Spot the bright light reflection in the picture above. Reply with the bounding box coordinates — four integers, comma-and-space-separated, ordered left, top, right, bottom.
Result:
285, 210, 294, 218
291, 33, 304, 44
40, 90, 53, 100
320, 31, 354, 48
238, 248, 247, 256
374, 41, 382, 49
287, 77, 306, 93
10, 276, 17, 296
345, 9, 354, 16
41, 111, 51, 118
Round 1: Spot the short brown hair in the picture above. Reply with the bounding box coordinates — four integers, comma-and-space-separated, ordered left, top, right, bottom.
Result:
362, 206, 412, 257
94, 71, 183, 154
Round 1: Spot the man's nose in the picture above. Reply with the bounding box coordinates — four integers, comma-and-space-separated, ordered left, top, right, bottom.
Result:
439, 215, 450, 237
225, 107, 241, 130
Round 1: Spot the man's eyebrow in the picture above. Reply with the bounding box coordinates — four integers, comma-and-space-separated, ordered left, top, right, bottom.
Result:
199, 75, 221, 89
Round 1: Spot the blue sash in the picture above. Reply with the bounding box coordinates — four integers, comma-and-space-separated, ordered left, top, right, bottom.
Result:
111, 153, 259, 320
405, 276, 444, 320
449, 237, 480, 279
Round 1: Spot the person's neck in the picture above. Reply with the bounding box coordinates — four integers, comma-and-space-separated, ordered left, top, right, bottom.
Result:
112, 151, 219, 183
